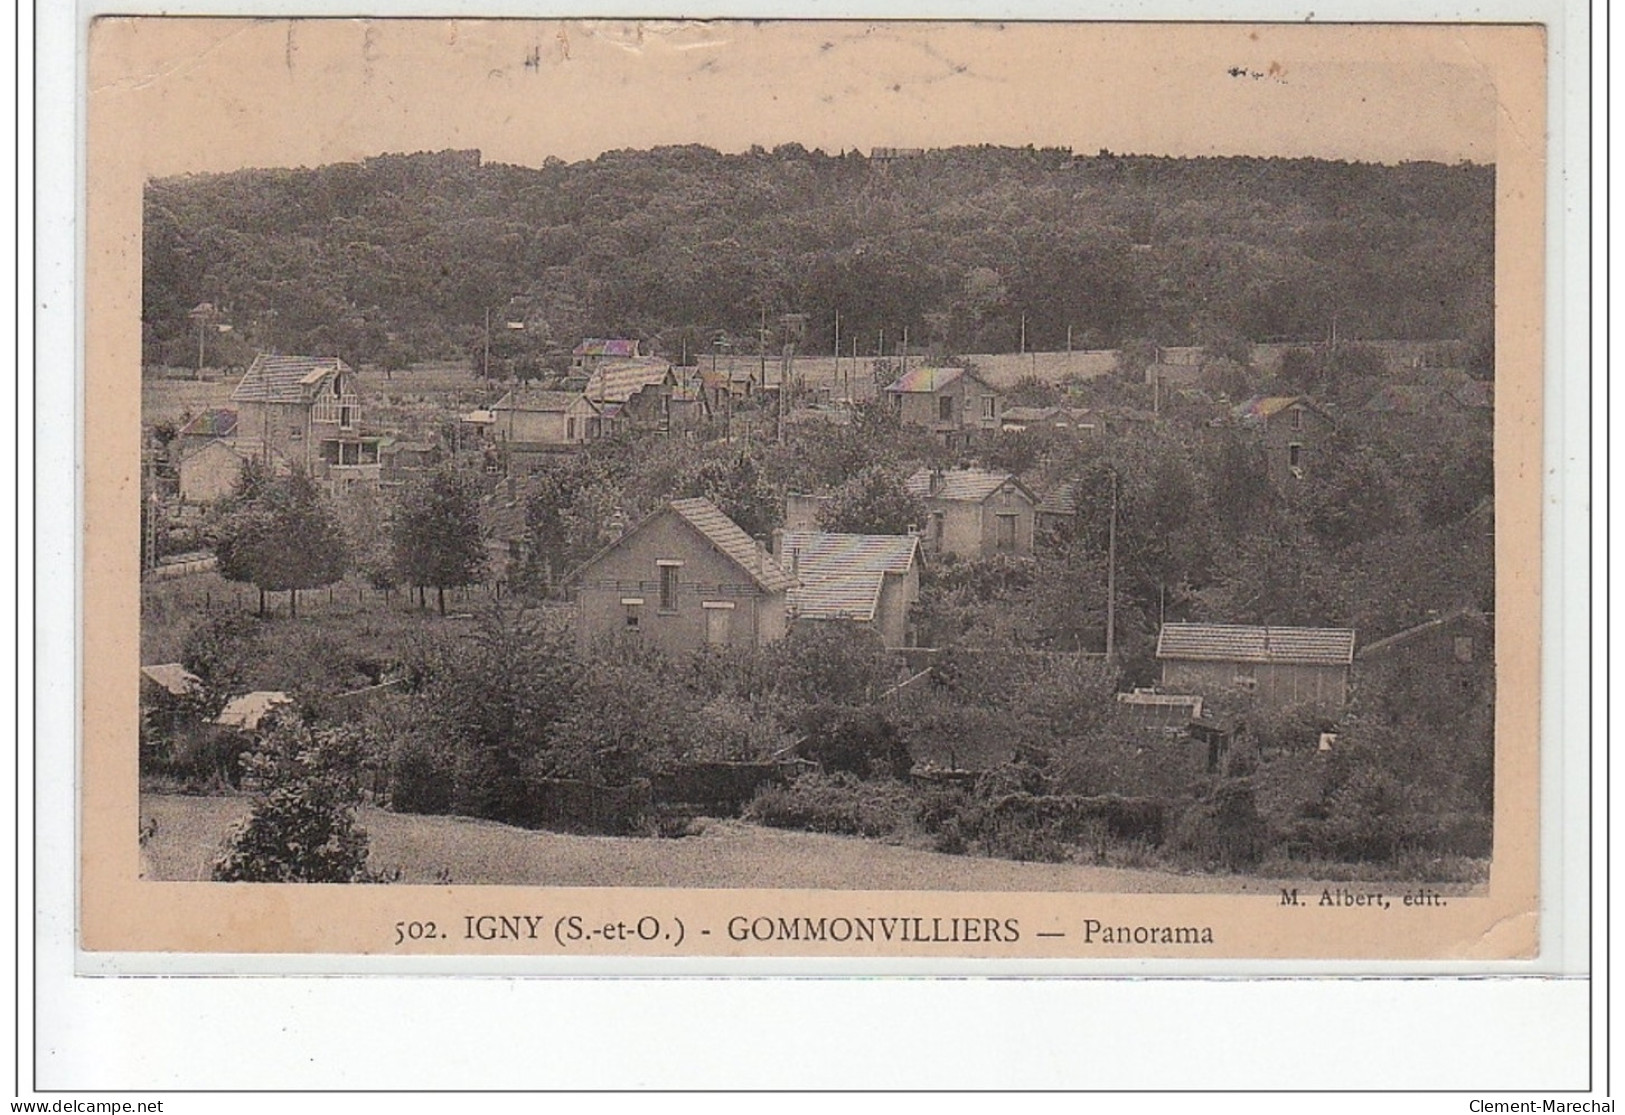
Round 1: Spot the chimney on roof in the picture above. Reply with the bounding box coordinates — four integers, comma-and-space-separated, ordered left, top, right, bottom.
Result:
929, 468, 944, 496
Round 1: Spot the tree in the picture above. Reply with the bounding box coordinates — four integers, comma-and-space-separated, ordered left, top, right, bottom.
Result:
817, 465, 926, 536
393, 467, 490, 615
211, 465, 348, 617
211, 709, 379, 883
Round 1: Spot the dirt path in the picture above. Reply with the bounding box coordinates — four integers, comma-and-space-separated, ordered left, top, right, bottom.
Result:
140, 794, 1482, 895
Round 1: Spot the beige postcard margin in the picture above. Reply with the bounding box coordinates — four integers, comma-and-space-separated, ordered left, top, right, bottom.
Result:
81, 19, 1546, 960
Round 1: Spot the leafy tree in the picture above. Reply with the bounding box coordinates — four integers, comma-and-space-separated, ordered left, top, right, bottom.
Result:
817, 465, 926, 536
211, 710, 379, 883
392, 466, 489, 614
211, 466, 348, 617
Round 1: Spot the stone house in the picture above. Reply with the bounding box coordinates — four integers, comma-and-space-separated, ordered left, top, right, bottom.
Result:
903, 468, 1037, 560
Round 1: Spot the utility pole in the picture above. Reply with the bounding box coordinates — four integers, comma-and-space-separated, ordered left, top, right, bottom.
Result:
1020, 313, 1027, 357
483, 307, 491, 381
833, 308, 840, 394
1106, 469, 1118, 662
900, 326, 908, 377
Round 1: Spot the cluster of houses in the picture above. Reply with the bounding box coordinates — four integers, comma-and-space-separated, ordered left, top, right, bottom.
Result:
148, 334, 1490, 768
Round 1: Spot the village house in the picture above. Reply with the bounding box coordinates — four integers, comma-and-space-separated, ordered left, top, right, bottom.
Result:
1034, 479, 1086, 543
572, 338, 643, 374
175, 438, 255, 504
883, 366, 1003, 452
1232, 395, 1335, 484
172, 408, 239, 457
904, 468, 1037, 560
567, 497, 795, 655
582, 358, 680, 434
1155, 622, 1357, 711
774, 529, 922, 649
230, 353, 383, 495
490, 388, 605, 448
783, 492, 834, 532
379, 438, 439, 486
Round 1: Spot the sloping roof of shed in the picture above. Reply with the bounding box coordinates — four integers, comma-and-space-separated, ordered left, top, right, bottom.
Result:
583, 359, 676, 403
788, 573, 887, 622
140, 663, 202, 697
1356, 607, 1490, 660
177, 408, 239, 439
1156, 623, 1356, 666
231, 354, 349, 404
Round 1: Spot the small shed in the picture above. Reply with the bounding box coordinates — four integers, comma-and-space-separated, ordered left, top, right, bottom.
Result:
1156, 623, 1356, 710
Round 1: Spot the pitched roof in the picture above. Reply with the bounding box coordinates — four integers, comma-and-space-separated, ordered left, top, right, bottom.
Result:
668, 498, 796, 593
582, 359, 676, 403
1233, 395, 1329, 424
216, 691, 293, 730
573, 338, 640, 358
1156, 623, 1356, 666
177, 408, 238, 439
904, 468, 1033, 504
491, 390, 579, 413
139, 663, 202, 697
779, 531, 919, 576
788, 573, 887, 623
884, 366, 971, 394
231, 354, 350, 404
1037, 480, 1083, 517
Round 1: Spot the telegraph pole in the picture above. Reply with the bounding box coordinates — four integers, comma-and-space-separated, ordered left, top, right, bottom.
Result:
1106, 469, 1118, 662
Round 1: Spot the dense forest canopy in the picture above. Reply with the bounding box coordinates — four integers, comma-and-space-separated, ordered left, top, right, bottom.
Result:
143, 145, 1494, 370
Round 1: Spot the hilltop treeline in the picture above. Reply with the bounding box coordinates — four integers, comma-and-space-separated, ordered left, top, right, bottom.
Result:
143, 145, 1494, 370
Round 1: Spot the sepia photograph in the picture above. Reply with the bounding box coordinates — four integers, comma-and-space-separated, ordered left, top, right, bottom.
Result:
82, 17, 1546, 957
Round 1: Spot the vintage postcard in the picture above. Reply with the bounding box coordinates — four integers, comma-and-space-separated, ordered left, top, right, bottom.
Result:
82, 17, 1546, 961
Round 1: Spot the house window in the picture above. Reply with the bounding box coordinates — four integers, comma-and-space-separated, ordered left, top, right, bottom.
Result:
289, 428, 303, 441
703, 601, 735, 645
340, 405, 354, 429
981, 395, 996, 419
930, 510, 945, 543
567, 418, 577, 440
1454, 636, 1475, 663
938, 395, 954, 422
657, 561, 682, 611
621, 597, 643, 632
1288, 443, 1303, 469
1233, 666, 1257, 691
996, 513, 1018, 551
1291, 407, 1303, 431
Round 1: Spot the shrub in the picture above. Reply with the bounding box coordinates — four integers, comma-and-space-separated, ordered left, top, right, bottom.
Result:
743, 772, 913, 838
1169, 780, 1270, 870
793, 704, 911, 780
211, 711, 381, 883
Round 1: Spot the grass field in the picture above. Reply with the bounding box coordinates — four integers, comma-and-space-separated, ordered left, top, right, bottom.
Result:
138, 792, 1485, 894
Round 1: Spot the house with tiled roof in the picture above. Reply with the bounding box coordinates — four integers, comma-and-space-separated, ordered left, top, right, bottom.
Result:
775, 530, 922, 648
490, 388, 606, 449
582, 358, 679, 433
1231, 395, 1334, 484
904, 468, 1037, 560
176, 437, 258, 504
1155, 622, 1357, 710
230, 354, 381, 492
173, 408, 239, 457
572, 338, 642, 374
883, 365, 1003, 451
566, 497, 795, 654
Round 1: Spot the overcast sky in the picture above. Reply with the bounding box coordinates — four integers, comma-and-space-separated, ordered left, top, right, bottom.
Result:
92, 18, 1512, 176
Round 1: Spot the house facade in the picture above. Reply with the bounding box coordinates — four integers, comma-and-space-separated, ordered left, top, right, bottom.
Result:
883, 366, 1003, 451
904, 468, 1037, 560
568, 498, 795, 655
1232, 395, 1335, 484
582, 359, 679, 433
1156, 623, 1356, 710
1355, 607, 1493, 722
176, 438, 252, 504
232, 354, 361, 471
775, 530, 922, 648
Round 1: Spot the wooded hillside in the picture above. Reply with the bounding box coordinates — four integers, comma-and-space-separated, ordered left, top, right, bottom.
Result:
143, 145, 1494, 371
